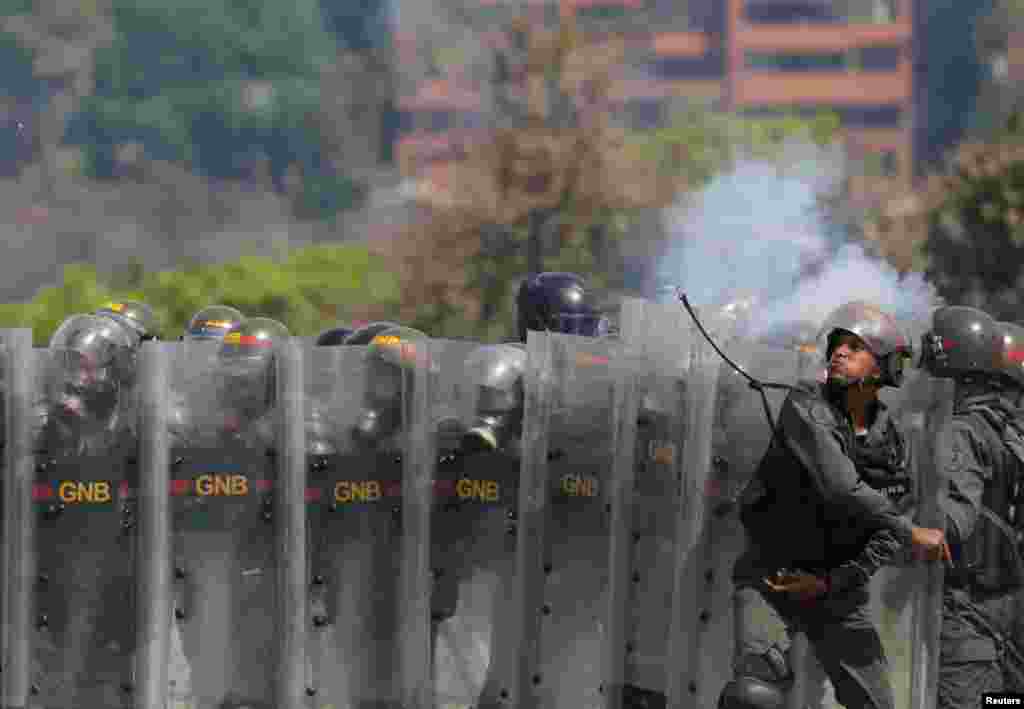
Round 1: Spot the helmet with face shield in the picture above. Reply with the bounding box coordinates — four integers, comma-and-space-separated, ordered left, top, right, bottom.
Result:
47, 314, 137, 428
215, 317, 291, 426
817, 301, 912, 388
352, 325, 430, 448
184, 305, 245, 343
460, 344, 527, 455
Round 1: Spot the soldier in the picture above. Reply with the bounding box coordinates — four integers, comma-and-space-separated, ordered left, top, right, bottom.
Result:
918, 309, 1024, 706
719, 301, 951, 709
471, 272, 611, 708
33, 313, 141, 707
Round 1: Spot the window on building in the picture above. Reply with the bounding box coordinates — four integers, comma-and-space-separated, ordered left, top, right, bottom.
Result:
849, 45, 902, 71
832, 0, 897, 23
838, 105, 902, 127
744, 1, 837, 24
621, 98, 665, 131
647, 54, 723, 80
745, 51, 845, 72
863, 150, 899, 177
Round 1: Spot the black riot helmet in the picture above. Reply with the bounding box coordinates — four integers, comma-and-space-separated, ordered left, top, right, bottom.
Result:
216, 317, 291, 421
315, 325, 356, 346
95, 300, 158, 343
818, 301, 912, 388
344, 321, 402, 346
516, 272, 609, 343
998, 321, 1024, 390
920, 306, 1003, 381
184, 305, 244, 343
48, 313, 137, 425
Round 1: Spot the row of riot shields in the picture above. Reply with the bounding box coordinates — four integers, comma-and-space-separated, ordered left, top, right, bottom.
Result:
0, 298, 951, 709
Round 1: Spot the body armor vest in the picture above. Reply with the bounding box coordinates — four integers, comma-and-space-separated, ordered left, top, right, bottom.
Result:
850, 416, 913, 514
956, 399, 1024, 592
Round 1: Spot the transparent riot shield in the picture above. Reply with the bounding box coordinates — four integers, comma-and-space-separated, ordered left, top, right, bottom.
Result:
166, 337, 307, 709
420, 339, 515, 709
2, 330, 36, 709
873, 369, 951, 709
505, 331, 637, 709
28, 334, 140, 708
619, 297, 733, 709
305, 332, 436, 709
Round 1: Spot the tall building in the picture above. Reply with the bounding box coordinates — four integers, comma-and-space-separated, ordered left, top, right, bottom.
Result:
394, 0, 915, 212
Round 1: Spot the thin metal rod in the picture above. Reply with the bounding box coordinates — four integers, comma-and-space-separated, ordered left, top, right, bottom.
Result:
135, 341, 171, 709
275, 339, 307, 709
2, 329, 36, 709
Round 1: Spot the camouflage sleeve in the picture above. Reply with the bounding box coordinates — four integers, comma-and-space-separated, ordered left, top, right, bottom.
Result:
827, 528, 904, 593
939, 419, 988, 547
778, 392, 914, 546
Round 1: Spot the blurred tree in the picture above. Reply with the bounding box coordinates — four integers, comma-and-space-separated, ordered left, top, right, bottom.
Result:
919, 116, 1024, 318
60, 0, 363, 222
0, 244, 400, 344
391, 9, 840, 339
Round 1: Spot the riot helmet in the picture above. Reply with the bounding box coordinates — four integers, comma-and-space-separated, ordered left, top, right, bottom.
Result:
48, 313, 137, 426
353, 325, 429, 447
344, 321, 402, 346
315, 325, 356, 346
920, 306, 1003, 380
216, 317, 291, 424
818, 301, 912, 388
461, 343, 526, 455
998, 321, 1024, 389
184, 305, 244, 343
516, 272, 609, 343
95, 300, 157, 343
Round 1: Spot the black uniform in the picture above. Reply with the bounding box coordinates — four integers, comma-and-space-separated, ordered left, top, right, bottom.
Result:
937, 390, 1024, 706
732, 381, 914, 709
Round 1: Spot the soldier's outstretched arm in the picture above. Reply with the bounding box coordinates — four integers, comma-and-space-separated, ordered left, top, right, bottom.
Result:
777, 393, 916, 546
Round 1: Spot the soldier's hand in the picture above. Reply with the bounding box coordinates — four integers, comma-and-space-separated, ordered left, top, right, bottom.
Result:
910, 526, 952, 562
764, 570, 828, 602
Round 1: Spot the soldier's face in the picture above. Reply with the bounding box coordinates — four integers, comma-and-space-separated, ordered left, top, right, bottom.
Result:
829, 334, 880, 382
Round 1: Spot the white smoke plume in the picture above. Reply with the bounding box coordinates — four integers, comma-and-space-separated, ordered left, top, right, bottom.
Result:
656, 139, 943, 343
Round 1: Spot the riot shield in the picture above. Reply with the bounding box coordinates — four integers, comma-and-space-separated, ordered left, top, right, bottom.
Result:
506, 331, 637, 709
619, 297, 736, 709
165, 336, 307, 709
27, 333, 140, 708
420, 339, 516, 709
874, 369, 951, 709
2, 329, 36, 709
305, 332, 437, 709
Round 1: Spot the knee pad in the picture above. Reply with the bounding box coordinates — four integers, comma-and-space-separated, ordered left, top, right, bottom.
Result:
717, 677, 787, 709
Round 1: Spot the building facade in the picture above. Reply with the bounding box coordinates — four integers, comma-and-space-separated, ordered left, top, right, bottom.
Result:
393, 0, 915, 211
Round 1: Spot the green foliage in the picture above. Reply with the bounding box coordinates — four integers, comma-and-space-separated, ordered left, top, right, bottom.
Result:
630, 107, 841, 191
922, 132, 1024, 318
0, 245, 401, 345
64, 0, 362, 218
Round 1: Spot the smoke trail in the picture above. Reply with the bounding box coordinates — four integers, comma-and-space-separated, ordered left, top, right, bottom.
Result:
656, 139, 943, 339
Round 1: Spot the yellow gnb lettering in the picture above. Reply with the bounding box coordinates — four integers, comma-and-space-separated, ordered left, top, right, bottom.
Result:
195, 474, 249, 496
58, 481, 112, 503
456, 479, 500, 502
334, 481, 382, 504
560, 474, 598, 497
371, 334, 402, 347
224, 332, 242, 344
106, 302, 125, 313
